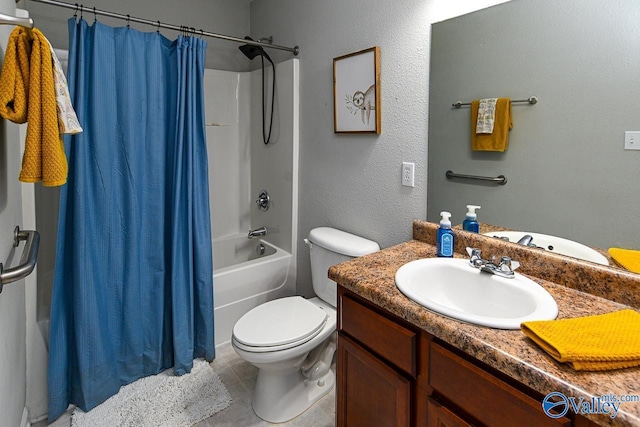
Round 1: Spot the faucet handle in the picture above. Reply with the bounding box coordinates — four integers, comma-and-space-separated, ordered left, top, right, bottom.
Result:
466, 247, 486, 268
466, 247, 481, 258
499, 256, 520, 273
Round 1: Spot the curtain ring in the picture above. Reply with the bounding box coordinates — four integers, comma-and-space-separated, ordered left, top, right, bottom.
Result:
79, 4, 83, 19
73, 3, 78, 18
199, 29, 204, 39
156, 21, 161, 33
126, 14, 130, 28
93, 6, 97, 23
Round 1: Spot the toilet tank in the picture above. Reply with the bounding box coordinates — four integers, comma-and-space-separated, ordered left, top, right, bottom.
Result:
307, 227, 380, 307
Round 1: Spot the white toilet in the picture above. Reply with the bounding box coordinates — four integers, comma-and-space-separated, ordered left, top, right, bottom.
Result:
231, 227, 380, 423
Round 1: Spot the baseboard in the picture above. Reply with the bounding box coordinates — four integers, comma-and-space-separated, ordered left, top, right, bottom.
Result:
20, 407, 29, 427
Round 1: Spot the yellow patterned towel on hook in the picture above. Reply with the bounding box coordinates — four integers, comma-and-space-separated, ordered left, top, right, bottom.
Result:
521, 309, 640, 371
0, 26, 68, 186
608, 247, 640, 274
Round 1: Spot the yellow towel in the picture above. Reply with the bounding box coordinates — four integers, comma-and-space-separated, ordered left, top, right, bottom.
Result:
521, 309, 640, 371
608, 248, 640, 274
0, 27, 67, 186
471, 97, 512, 151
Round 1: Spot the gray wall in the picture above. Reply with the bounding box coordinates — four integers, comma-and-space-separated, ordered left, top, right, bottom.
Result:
19, 0, 251, 71
428, 0, 640, 250
249, 0, 509, 297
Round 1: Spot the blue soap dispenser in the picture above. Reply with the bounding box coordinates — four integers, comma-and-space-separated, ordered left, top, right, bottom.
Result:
462, 205, 481, 233
437, 211, 455, 258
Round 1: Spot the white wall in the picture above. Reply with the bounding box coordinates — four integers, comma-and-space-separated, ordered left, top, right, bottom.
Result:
250, 0, 510, 298
205, 69, 252, 239
250, 59, 298, 253
205, 59, 298, 251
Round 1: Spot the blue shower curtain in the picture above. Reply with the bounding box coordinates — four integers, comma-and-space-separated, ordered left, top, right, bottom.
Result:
48, 19, 214, 421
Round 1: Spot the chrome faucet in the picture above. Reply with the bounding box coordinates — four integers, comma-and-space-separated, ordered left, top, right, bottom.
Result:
466, 247, 520, 279
517, 234, 535, 246
248, 226, 268, 239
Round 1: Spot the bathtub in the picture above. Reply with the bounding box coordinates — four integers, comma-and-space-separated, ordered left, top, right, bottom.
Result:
213, 234, 296, 346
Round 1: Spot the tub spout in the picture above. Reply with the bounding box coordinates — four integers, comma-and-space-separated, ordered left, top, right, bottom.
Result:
248, 227, 268, 239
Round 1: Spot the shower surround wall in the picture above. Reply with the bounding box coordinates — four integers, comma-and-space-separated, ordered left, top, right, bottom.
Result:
198, 58, 299, 346
205, 59, 298, 251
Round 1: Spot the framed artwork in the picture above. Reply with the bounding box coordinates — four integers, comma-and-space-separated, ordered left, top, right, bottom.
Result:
333, 46, 380, 134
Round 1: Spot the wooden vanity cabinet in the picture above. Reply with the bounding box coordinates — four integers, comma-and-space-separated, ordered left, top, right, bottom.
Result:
337, 286, 590, 427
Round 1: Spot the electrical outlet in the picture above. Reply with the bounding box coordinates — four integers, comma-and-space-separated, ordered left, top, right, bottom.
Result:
624, 131, 640, 150
402, 162, 415, 187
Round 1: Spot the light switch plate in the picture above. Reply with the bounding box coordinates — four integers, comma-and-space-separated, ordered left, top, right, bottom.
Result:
624, 131, 640, 150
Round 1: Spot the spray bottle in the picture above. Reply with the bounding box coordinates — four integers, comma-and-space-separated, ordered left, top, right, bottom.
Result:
462, 205, 481, 233
436, 211, 454, 257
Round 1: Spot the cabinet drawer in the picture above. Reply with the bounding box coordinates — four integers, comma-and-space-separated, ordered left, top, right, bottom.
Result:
429, 341, 570, 427
340, 294, 416, 376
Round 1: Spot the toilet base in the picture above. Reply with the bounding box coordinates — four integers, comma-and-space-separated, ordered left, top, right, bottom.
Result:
252, 365, 335, 423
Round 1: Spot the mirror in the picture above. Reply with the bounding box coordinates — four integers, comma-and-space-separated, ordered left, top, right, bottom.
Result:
427, 0, 640, 272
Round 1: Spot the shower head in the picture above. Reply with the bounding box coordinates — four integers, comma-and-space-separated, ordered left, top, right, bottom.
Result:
239, 36, 273, 64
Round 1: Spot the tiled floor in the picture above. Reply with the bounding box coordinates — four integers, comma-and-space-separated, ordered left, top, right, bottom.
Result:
42, 342, 336, 427
196, 342, 336, 427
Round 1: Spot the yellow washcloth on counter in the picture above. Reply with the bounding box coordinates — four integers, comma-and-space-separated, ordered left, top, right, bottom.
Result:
471, 97, 512, 151
521, 309, 640, 371
0, 27, 67, 186
608, 248, 640, 274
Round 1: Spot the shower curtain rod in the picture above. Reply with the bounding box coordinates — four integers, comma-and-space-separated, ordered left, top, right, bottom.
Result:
28, 0, 300, 55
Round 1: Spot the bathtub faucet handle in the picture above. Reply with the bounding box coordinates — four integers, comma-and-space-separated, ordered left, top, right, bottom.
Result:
256, 190, 271, 211
248, 226, 268, 239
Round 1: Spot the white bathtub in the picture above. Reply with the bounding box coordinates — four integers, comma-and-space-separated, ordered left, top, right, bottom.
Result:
213, 235, 296, 346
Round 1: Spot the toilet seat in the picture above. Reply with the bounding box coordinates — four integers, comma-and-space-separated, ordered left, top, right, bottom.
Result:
232, 296, 328, 353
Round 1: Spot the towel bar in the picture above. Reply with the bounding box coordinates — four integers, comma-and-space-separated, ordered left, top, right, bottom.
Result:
452, 96, 538, 109
0, 226, 40, 293
446, 170, 507, 185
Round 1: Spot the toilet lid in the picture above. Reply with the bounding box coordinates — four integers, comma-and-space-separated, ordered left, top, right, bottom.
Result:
233, 296, 328, 348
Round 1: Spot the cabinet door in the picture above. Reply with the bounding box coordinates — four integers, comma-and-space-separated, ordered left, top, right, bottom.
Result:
427, 398, 473, 427
337, 333, 412, 427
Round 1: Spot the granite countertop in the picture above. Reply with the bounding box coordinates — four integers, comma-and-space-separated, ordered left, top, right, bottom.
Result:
329, 238, 640, 427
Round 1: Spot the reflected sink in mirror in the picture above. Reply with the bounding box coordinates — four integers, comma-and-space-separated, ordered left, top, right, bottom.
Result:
483, 231, 609, 266
395, 258, 558, 329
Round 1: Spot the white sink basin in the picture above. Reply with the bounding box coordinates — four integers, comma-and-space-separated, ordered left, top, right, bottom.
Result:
483, 231, 609, 266
395, 258, 558, 329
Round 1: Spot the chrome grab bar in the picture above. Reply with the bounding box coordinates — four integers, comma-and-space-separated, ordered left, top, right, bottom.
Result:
0, 226, 40, 292
446, 170, 507, 185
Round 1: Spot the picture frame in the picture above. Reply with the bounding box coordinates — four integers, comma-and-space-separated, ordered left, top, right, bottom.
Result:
333, 46, 381, 134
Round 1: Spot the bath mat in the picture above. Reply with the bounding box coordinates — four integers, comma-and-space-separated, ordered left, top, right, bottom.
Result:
71, 359, 232, 427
